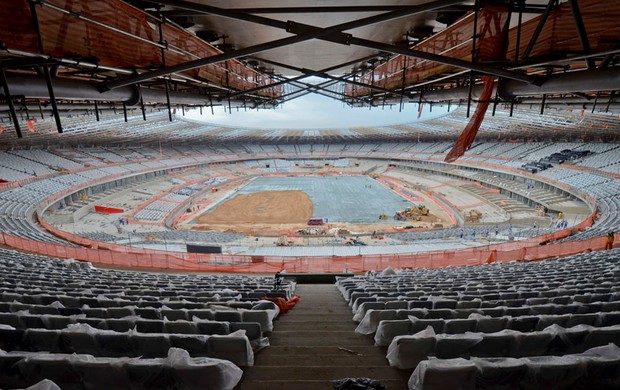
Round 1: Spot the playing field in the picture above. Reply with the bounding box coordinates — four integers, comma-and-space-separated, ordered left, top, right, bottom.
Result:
209, 175, 412, 224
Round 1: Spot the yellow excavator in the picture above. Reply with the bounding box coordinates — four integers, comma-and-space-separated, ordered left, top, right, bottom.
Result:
394, 204, 428, 221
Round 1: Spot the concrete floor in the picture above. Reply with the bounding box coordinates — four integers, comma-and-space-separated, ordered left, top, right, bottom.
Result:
238, 284, 410, 389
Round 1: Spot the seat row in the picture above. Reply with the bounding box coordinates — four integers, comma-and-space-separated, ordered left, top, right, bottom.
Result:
0, 311, 263, 341
386, 324, 620, 370
372, 311, 620, 346
0, 300, 278, 332
0, 347, 242, 390
355, 302, 620, 335
408, 343, 620, 390
0, 324, 254, 367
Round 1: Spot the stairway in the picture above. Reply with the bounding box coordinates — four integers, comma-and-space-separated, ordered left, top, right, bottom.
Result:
238, 284, 410, 389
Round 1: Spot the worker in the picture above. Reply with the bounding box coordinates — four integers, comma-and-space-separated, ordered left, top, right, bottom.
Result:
605, 231, 615, 250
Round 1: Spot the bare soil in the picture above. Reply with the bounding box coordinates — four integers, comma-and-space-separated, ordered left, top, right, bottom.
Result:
195, 190, 313, 225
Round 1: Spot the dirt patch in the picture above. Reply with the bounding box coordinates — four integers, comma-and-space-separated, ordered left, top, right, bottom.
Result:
195, 190, 313, 225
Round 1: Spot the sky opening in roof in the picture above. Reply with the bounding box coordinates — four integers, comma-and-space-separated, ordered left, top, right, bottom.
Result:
187, 79, 451, 129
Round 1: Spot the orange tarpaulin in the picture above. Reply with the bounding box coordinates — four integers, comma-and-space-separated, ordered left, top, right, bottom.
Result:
445, 75, 495, 162
94, 205, 124, 214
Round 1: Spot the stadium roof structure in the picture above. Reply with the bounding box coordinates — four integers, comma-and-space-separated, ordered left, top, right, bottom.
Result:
1, 0, 620, 142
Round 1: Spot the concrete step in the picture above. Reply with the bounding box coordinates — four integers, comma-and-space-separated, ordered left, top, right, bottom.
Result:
256, 345, 386, 357
237, 379, 409, 390
278, 313, 354, 321
267, 337, 373, 346
253, 353, 389, 366
242, 365, 408, 381
275, 321, 355, 331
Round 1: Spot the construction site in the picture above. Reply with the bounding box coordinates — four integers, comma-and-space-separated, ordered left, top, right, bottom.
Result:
184, 175, 449, 238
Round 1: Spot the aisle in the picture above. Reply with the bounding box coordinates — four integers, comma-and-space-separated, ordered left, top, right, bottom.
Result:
239, 284, 409, 389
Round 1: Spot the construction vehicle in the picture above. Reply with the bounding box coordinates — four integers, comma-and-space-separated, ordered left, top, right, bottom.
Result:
276, 235, 290, 246
465, 209, 482, 223
394, 204, 428, 221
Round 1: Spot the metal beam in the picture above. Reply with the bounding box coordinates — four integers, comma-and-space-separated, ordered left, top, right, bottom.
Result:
160, 5, 477, 15
568, 0, 595, 69
0, 68, 22, 138
227, 53, 385, 99
272, 76, 351, 102
29, 1, 63, 133
522, 0, 556, 61
105, 0, 468, 90
244, 57, 399, 97
347, 37, 535, 84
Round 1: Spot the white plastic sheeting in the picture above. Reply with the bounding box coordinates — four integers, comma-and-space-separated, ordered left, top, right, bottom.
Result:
408, 343, 620, 390
386, 324, 620, 369
4, 348, 242, 390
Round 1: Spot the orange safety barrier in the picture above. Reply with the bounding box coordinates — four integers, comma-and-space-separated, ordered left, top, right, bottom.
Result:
6, 213, 613, 274
94, 205, 124, 214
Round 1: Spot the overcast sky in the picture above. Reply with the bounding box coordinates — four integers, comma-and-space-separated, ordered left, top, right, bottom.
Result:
186, 79, 450, 129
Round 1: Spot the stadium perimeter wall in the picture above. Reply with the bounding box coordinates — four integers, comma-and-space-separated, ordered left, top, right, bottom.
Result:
0, 209, 609, 273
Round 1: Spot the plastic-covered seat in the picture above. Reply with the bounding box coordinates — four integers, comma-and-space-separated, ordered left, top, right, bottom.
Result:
23, 329, 60, 352
504, 307, 532, 317
386, 326, 436, 369
521, 356, 585, 390
20, 314, 46, 329
166, 348, 243, 390
469, 330, 516, 358
410, 318, 445, 334
433, 299, 457, 309
472, 357, 527, 390
17, 354, 83, 390
396, 309, 428, 320
133, 308, 161, 320
124, 359, 166, 389
475, 316, 509, 333
187, 309, 214, 320
107, 307, 134, 318
445, 319, 477, 334
352, 302, 385, 322
435, 333, 483, 359
456, 300, 481, 309
94, 333, 135, 357
409, 300, 433, 310
409, 357, 478, 390
0, 312, 22, 328
584, 325, 620, 350
74, 357, 133, 390
135, 319, 165, 334
168, 334, 209, 356
510, 331, 554, 358
60, 329, 98, 355
374, 319, 411, 347
565, 313, 600, 328
426, 309, 456, 320
41, 315, 74, 330
81, 308, 107, 319
132, 333, 171, 358
577, 343, 620, 389
105, 318, 135, 333
479, 307, 505, 317
599, 312, 620, 327
162, 309, 188, 321
355, 310, 397, 335
241, 310, 273, 332
385, 300, 408, 310
206, 331, 254, 367
164, 320, 197, 335
196, 321, 230, 336
508, 316, 539, 332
